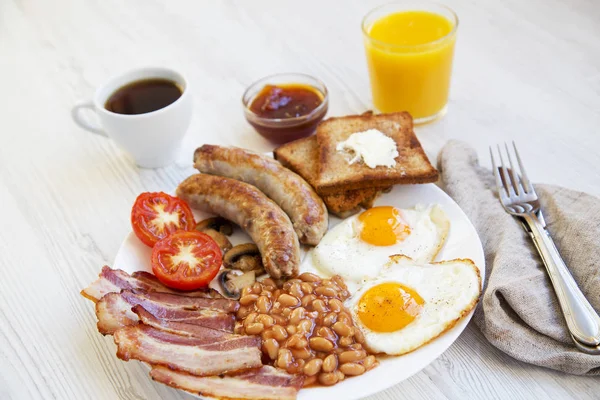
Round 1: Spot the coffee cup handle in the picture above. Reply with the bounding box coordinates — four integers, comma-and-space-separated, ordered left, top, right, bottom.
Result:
72, 102, 107, 137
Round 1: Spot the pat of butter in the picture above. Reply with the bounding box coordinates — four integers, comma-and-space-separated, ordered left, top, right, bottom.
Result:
336, 129, 399, 168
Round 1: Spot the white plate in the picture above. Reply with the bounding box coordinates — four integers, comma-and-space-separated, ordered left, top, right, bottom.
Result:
114, 183, 484, 400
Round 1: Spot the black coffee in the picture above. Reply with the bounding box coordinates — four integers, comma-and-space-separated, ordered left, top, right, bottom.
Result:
105, 78, 182, 115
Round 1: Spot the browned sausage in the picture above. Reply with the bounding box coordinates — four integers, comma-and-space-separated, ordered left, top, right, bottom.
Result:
176, 173, 300, 279
193, 145, 328, 246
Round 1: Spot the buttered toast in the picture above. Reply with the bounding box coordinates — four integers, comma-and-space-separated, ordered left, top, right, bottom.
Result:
274, 136, 383, 217
315, 112, 438, 194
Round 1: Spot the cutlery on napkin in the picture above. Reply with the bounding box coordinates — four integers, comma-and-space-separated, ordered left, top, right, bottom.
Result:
438, 140, 600, 375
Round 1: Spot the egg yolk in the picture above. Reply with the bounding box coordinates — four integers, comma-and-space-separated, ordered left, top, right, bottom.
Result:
358, 206, 411, 246
357, 282, 424, 332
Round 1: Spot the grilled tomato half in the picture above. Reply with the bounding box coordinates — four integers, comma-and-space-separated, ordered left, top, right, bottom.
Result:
131, 192, 196, 247
151, 231, 222, 290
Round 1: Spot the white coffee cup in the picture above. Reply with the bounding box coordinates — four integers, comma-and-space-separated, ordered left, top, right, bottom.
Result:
72, 67, 192, 168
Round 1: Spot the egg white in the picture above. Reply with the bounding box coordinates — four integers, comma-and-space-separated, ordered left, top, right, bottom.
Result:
344, 256, 481, 355
311, 204, 449, 285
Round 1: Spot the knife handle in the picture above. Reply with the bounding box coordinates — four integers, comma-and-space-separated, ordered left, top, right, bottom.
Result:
523, 213, 600, 350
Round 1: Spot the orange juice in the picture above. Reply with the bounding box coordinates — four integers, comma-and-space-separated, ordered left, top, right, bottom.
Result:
363, 7, 457, 121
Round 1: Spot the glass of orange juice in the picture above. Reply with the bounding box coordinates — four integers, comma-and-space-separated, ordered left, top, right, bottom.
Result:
362, 1, 458, 123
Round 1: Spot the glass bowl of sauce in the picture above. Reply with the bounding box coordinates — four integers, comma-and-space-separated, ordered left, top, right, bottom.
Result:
243, 73, 328, 144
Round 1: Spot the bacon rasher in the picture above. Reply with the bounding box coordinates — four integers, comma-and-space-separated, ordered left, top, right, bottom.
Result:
150, 365, 304, 400
113, 325, 262, 377
95, 292, 235, 335
81, 266, 221, 302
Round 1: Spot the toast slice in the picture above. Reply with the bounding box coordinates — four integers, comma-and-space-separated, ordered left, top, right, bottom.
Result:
315, 112, 438, 194
274, 136, 383, 217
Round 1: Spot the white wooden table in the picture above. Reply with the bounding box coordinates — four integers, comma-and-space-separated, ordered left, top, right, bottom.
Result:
1, 0, 599, 399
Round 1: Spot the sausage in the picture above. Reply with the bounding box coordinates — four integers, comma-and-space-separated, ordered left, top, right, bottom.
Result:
176, 174, 300, 279
193, 145, 328, 246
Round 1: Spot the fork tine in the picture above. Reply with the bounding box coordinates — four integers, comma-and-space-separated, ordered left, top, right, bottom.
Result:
489, 147, 507, 198
504, 142, 521, 196
512, 141, 533, 193
497, 145, 516, 197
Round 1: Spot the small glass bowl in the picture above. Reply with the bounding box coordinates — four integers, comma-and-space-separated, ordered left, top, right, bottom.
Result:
242, 73, 329, 144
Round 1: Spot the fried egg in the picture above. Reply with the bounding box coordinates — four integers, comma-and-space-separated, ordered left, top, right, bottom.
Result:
311, 204, 449, 284
344, 256, 481, 355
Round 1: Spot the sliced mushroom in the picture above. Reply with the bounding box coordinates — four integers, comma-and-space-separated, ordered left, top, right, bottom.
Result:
195, 217, 234, 236
223, 243, 263, 272
218, 270, 256, 299
202, 228, 233, 253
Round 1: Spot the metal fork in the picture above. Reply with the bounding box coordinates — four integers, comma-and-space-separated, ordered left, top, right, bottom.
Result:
490, 142, 600, 354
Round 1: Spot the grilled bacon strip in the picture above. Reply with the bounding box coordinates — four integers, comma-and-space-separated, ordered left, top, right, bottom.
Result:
95, 292, 235, 335
113, 325, 262, 377
81, 266, 221, 302
150, 365, 304, 400
132, 305, 235, 337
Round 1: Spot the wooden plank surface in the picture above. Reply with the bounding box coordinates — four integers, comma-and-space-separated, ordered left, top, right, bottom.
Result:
1, 0, 599, 399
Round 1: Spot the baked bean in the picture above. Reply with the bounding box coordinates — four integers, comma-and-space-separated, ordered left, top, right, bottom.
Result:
234, 324, 243, 335
263, 338, 279, 360
272, 325, 288, 341
256, 295, 271, 313
339, 350, 366, 363
354, 325, 365, 344
261, 330, 274, 340
261, 278, 276, 288
332, 275, 346, 289
318, 372, 339, 386
240, 294, 259, 306
289, 307, 305, 325
328, 298, 343, 312
349, 343, 363, 351
315, 286, 338, 298
246, 322, 264, 335
252, 282, 262, 294
363, 355, 378, 371
301, 282, 313, 294
297, 319, 313, 334
271, 302, 282, 314
241, 287, 253, 297
332, 321, 353, 337
299, 272, 321, 282
285, 360, 304, 375
244, 313, 258, 327
303, 375, 317, 387
282, 307, 292, 317
317, 327, 337, 342
322, 354, 338, 372
339, 336, 353, 347
323, 312, 337, 327
256, 314, 274, 328
310, 337, 334, 352
287, 334, 308, 349
289, 282, 303, 299
286, 325, 297, 335
277, 349, 293, 369
306, 310, 319, 319
236, 306, 252, 319
335, 370, 345, 382
337, 311, 351, 325
303, 358, 323, 376
272, 314, 286, 325
312, 299, 327, 313
278, 293, 299, 307
340, 362, 365, 376
291, 347, 312, 360
301, 294, 317, 308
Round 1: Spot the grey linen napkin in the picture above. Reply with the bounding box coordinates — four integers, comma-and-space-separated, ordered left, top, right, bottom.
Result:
437, 140, 600, 375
